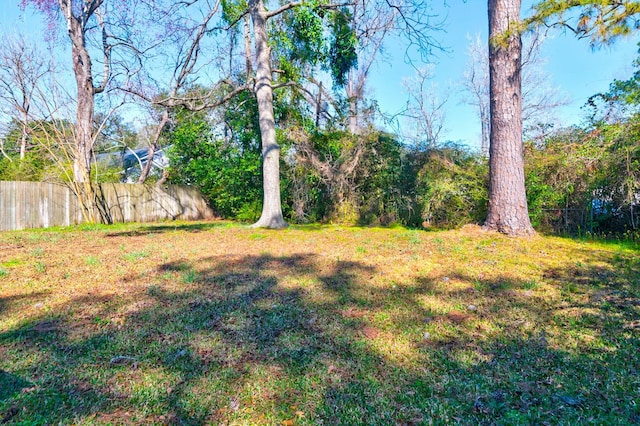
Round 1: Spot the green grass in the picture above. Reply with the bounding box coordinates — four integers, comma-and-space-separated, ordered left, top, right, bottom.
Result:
123, 250, 150, 262
33, 261, 46, 274
0, 221, 638, 424
181, 269, 199, 284
1, 259, 24, 268
30, 248, 44, 258
85, 256, 101, 266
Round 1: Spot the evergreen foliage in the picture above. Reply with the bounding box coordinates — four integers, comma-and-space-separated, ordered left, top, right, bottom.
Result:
526, 0, 640, 45
166, 104, 263, 221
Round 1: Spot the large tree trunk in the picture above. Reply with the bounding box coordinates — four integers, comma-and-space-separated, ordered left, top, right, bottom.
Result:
65, 4, 101, 222
72, 44, 95, 184
67, 8, 98, 184
484, 0, 535, 236
250, 0, 287, 228
72, 42, 99, 221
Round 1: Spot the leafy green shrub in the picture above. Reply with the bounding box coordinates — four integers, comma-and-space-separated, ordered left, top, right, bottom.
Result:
356, 133, 404, 226
524, 120, 640, 235
524, 128, 595, 231
167, 106, 263, 221
0, 152, 46, 181
281, 129, 406, 225
412, 144, 488, 229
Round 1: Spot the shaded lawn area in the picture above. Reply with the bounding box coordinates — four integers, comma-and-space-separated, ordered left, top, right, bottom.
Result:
0, 222, 638, 424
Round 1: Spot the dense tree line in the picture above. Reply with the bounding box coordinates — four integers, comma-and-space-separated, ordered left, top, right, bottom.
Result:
0, 0, 638, 236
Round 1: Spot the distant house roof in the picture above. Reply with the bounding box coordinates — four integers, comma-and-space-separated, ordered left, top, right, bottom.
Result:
95, 146, 169, 182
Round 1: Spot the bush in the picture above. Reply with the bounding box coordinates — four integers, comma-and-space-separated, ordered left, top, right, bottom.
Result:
167, 108, 263, 221
412, 144, 488, 229
524, 121, 640, 235
0, 153, 45, 181
524, 128, 595, 231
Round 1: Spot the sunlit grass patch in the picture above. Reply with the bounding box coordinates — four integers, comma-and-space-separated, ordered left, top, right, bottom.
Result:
84, 255, 101, 266
0, 222, 638, 424
123, 250, 150, 262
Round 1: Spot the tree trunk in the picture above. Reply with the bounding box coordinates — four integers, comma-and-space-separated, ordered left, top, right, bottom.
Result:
480, 106, 490, 157
138, 145, 157, 184
346, 76, 363, 134
138, 109, 169, 183
250, 0, 287, 228
68, 17, 99, 221
19, 91, 30, 159
20, 118, 28, 160
484, 0, 535, 236
70, 34, 96, 183
347, 79, 359, 134
244, 14, 253, 76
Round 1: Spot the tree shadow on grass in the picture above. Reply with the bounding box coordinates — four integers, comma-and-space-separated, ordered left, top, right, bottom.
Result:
0, 371, 32, 424
104, 221, 233, 237
0, 291, 50, 317
0, 371, 32, 402
0, 254, 378, 423
0, 250, 638, 424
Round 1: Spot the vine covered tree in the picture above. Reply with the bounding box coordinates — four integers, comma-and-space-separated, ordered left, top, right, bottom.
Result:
216, 0, 359, 228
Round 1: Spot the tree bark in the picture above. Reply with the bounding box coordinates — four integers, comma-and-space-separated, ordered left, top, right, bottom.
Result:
72, 44, 99, 221
250, 0, 287, 228
244, 14, 253, 76
347, 77, 360, 134
62, 0, 104, 183
138, 109, 169, 183
20, 113, 29, 160
57, 0, 106, 223
72, 41, 95, 183
484, 0, 535, 236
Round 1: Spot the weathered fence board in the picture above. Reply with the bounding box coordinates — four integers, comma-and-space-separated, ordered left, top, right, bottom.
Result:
0, 181, 214, 231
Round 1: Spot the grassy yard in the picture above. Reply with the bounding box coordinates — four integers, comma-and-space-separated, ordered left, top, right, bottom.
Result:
0, 221, 638, 425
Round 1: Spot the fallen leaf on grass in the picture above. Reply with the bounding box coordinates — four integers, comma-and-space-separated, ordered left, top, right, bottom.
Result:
435, 311, 471, 324
230, 398, 240, 411
341, 307, 368, 318
109, 356, 138, 365
361, 326, 380, 339
33, 321, 58, 333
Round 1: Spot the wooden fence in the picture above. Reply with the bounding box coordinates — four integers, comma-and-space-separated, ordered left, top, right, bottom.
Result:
0, 181, 215, 231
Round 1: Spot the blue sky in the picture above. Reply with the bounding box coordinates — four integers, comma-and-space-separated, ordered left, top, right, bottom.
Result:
369, 0, 640, 149
2, 1, 639, 150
